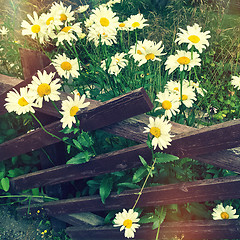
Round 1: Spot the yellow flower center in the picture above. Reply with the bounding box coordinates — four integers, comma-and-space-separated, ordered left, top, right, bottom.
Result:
70, 106, 79, 116
177, 56, 190, 65
46, 17, 54, 25
61, 26, 72, 33
60, 13, 67, 21
18, 97, 29, 106
162, 100, 172, 110
61, 61, 72, 71
145, 53, 155, 60
174, 87, 179, 91
180, 94, 188, 101
132, 22, 140, 28
31, 24, 40, 33
100, 17, 110, 27
119, 23, 125, 27
188, 35, 200, 43
221, 212, 229, 219
137, 50, 142, 55
37, 83, 51, 97
123, 219, 133, 229
150, 127, 161, 138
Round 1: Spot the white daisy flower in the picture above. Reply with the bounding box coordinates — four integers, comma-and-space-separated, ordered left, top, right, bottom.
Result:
21, 11, 48, 44
76, 5, 89, 13
28, 70, 61, 108
60, 94, 90, 129
143, 116, 174, 150
165, 79, 181, 93
40, 12, 63, 39
0, 26, 9, 36
4, 87, 36, 115
106, 0, 121, 7
178, 84, 197, 108
50, 1, 75, 23
87, 26, 117, 47
101, 52, 128, 76
113, 209, 140, 239
165, 50, 201, 74
231, 76, 240, 90
212, 203, 239, 220
117, 21, 128, 31
129, 39, 165, 66
175, 23, 211, 53
84, 18, 94, 28
188, 80, 206, 96
56, 22, 82, 46
52, 53, 80, 79
90, 5, 119, 32
155, 90, 180, 119
125, 13, 148, 31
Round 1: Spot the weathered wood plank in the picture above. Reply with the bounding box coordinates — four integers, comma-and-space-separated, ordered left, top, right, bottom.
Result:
66, 219, 240, 240
10, 144, 152, 191
10, 118, 240, 192
0, 74, 23, 96
19, 48, 51, 80
0, 88, 153, 161
16, 175, 240, 216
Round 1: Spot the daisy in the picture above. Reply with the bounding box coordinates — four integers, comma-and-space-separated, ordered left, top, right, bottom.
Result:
76, 5, 89, 13
50, 1, 75, 23
143, 116, 174, 150
4, 87, 36, 115
101, 52, 128, 76
175, 23, 211, 53
60, 94, 90, 129
155, 90, 180, 119
21, 11, 48, 44
87, 26, 117, 46
90, 5, 119, 32
0, 26, 9, 36
117, 21, 128, 31
113, 209, 140, 239
165, 50, 201, 74
129, 39, 165, 66
56, 22, 82, 46
40, 12, 63, 39
178, 84, 197, 108
231, 76, 240, 90
188, 80, 206, 96
28, 70, 61, 108
125, 13, 148, 31
165, 79, 181, 93
212, 203, 239, 220
52, 53, 80, 79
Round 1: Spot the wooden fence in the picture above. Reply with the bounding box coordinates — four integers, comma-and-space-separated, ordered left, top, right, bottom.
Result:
0, 48, 240, 240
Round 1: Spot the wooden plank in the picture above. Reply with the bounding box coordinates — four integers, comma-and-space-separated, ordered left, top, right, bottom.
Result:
19, 48, 51, 80
0, 74, 23, 96
0, 88, 153, 161
10, 144, 152, 191
66, 219, 240, 240
16, 175, 240, 216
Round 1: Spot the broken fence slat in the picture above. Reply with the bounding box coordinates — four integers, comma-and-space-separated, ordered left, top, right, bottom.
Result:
0, 87, 153, 161
16, 175, 240, 216
65, 219, 240, 240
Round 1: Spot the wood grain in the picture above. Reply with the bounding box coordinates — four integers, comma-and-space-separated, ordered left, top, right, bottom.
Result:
16, 175, 240, 216
66, 219, 240, 240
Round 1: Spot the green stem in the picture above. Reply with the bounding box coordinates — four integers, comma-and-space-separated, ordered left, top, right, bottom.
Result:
0, 194, 57, 201
132, 155, 157, 210
51, 100, 62, 117
155, 207, 164, 240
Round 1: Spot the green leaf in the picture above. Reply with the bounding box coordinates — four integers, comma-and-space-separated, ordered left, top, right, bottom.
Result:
154, 152, 179, 164
31, 188, 39, 196
67, 144, 71, 154
7, 168, 25, 178
78, 131, 94, 148
72, 139, 83, 150
100, 176, 113, 204
66, 151, 92, 164
11, 156, 18, 165
132, 167, 147, 183
0, 162, 5, 179
139, 155, 148, 167
1, 177, 10, 192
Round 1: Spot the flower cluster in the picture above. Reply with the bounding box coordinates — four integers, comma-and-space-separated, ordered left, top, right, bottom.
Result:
4, 70, 90, 129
